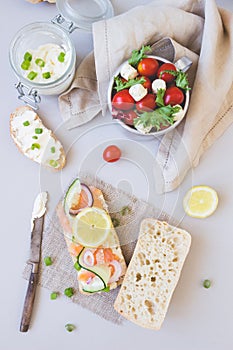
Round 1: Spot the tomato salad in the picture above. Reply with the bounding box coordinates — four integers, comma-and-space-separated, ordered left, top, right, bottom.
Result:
110, 46, 190, 134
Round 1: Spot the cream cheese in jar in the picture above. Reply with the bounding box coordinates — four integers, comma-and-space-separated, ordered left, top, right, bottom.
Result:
21, 44, 71, 84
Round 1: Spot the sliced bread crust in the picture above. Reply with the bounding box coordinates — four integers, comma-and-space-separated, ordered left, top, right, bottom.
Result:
114, 219, 191, 330
10, 106, 65, 171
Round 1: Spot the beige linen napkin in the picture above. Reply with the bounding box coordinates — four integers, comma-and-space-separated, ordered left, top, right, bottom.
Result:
59, 0, 233, 192
23, 174, 177, 324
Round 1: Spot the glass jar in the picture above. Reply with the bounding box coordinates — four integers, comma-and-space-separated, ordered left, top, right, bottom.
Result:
9, 0, 114, 109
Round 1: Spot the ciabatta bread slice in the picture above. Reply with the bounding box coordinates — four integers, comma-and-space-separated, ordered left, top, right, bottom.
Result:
10, 106, 65, 170
114, 219, 191, 330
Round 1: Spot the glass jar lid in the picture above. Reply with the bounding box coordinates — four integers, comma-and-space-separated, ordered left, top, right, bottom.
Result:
56, 0, 114, 32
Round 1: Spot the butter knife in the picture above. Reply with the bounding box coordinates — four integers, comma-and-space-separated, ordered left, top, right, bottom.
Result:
19, 192, 48, 333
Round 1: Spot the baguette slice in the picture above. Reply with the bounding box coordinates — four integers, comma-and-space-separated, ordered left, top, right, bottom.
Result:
10, 106, 65, 170
114, 219, 191, 329
56, 178, 127, 294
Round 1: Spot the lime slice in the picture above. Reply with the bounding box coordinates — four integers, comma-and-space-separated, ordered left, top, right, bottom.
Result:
183, 185, 218, 218
73, 207, 112, 247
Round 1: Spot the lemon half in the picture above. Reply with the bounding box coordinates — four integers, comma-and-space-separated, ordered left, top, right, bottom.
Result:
183, 185, 218, 218
73, 207, 112, 247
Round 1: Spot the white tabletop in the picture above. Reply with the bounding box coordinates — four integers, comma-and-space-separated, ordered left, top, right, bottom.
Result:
1, 1, 233, 349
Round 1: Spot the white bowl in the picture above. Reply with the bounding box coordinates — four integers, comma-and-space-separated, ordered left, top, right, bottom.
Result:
107, 55, 190, 137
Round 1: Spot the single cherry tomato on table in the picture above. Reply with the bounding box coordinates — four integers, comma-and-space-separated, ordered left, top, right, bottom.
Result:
136, 93, 156, 112
157, 63, 177, 83
137, 76, 152, 91
137, 58, 159, 77
164, 86, 184, 106
103, 145, 122, 163
112, 89, 135, 111
123, 110, 138, 126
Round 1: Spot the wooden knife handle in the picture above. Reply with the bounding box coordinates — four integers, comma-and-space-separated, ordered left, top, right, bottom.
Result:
20, 270, 39, 332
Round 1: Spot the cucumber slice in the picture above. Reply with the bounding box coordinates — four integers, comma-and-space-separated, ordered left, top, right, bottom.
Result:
80, 276, 105, 293
77, 248, 111, 293
63, 178, 81, 216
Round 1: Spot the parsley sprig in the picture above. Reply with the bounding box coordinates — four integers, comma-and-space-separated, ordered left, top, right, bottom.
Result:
134, 105, 181, 131
128, 45, 151, 67
159, 69, 191, 91
114, 76, 146, 92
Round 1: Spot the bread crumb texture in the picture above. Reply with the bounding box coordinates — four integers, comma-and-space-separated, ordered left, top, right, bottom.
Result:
114, 219, 191, 330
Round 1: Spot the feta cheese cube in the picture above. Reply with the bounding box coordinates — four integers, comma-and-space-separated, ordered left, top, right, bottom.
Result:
129, 84, 147, 102
152, 79, 166, 93
120, 63, 138, 81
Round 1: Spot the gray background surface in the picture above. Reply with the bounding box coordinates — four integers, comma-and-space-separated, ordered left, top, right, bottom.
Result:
0, 1, 233, 349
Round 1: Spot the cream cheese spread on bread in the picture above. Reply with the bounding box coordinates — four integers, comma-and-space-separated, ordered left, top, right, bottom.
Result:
11, 108, 63, 169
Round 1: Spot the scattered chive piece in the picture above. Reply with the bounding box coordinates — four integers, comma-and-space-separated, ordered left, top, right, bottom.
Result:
102, 286, 110, 292
112, 217, 120, 228
74, 262, 81, 271
58, 52, 66, 62
64, 287, 74, 298
65, 324, 75, 332
203, 279, 211, 289
35, 58, 45, 67
50, 292, 58, 300
72, 235, 76, 243
42, 72, 51, 79
49, 159, 58, 168
32, 135, 38, 140
51, 146, 56, 154
21, 60, 30, 70
44, 256, 52, 266
120, 206, 131, 216
27, 71, 38, 81
23, 120, 30, 126
31, 143, 40, 150
24, 52, 32, 62
35, 128, 43, 134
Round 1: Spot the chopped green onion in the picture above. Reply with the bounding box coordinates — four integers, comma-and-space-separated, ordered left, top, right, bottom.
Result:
42, 72, 51, 79
120, 206, 131, 216
58, 52, 66, 62
74, 262, 81, 271
65, 324, 75, 332
64, 287, 74, 298
27, 71, 38, 81
72, 235, 76, 243
31, 143, 40, 150
21, 60, 30, 70
32, 136, 38, 140
44, 256, 52, 266
24, 52, 32, 62
35, 58, 45, 67
112, 217, 120, 228
102, 286, 110, 292
49, 159, 58, 168
50, 292, 58, 300
203, 279, 211, 289
35, 128, 43, 134
51, 146, 56, 154
23, 120, 30, 126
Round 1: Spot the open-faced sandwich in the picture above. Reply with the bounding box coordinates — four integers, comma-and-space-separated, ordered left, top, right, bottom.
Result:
57, 178, 127, 294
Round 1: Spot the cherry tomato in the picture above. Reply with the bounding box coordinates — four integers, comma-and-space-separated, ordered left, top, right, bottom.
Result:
157, 63, 177, 83
138, 76, 152, 91
164, 86, 184, 106
112, 89, 135, 110
136, 94, 156, 112
123, 110, 138, 126
137, 58, 159, 77
103, 145, 121, 163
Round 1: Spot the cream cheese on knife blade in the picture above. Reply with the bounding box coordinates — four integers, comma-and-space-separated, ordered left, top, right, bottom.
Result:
31, 192, 48, 231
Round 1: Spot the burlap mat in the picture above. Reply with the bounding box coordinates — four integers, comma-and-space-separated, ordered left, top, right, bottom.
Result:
23, 174, 178, 324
